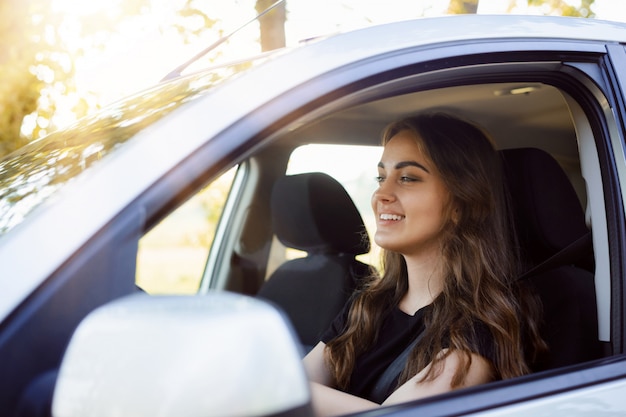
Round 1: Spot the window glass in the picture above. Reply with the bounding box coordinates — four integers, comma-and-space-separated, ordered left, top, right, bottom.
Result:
136, 167, 237, 294
0, 65, 258, 238
266, 144, 382, 277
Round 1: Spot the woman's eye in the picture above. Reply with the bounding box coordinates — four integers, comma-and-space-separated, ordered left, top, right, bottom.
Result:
375, 176, 385, 183
400, 176, 417, 183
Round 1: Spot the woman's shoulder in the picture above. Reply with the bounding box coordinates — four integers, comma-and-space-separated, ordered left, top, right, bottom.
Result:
436, 315, 497, 364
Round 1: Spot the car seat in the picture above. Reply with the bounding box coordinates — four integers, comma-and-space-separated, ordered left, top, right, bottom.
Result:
257, 172, 372, 351
500, 147, 603, 370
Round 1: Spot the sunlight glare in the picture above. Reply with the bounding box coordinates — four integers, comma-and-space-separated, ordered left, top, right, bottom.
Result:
52, 0, 119, 16
65, 0, 626, 106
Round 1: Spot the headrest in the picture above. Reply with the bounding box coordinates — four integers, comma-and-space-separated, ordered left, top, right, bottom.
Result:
500, 148, 588, 265
271, 172, 370, 255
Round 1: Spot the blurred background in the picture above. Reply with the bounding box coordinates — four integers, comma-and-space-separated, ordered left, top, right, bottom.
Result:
0, 0, 619, 159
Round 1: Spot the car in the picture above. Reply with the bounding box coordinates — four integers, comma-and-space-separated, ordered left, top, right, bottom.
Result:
2, 13, 626, 417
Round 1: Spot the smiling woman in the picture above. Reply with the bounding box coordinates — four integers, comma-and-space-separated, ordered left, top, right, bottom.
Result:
303, 113, 546, 416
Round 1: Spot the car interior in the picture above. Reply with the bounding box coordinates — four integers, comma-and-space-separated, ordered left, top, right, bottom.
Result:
198, 80, 610, 372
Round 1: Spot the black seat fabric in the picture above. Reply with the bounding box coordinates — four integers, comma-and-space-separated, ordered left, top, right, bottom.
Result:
501, 148, 603, 370
257, 172, 371, 349
502, 147, 589, 268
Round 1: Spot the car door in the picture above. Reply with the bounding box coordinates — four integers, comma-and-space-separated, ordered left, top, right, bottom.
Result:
119, 30, 626, 416
190, 32, 626, 415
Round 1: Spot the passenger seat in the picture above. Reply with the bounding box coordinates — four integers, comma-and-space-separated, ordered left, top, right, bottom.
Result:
257, 172, 372, 351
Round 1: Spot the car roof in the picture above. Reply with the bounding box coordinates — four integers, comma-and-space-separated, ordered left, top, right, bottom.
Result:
361, 14, 626, 44
280, 14, 626, 64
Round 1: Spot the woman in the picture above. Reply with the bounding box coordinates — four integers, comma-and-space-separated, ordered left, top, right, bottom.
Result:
303, 113, 545, 416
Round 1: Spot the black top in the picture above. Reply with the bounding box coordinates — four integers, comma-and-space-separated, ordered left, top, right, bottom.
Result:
320, 302, 497, 403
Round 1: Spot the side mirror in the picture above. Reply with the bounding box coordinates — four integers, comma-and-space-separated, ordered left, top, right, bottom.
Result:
52, 292, 313, 417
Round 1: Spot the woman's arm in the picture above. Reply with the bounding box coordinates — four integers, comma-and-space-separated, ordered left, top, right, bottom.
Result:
304, 345, 494, 417
309, 382, 379, 417
303, 342, 380, 416
305, 343, 494, 417
383, 350, 494, 406
303, 342, 332, 385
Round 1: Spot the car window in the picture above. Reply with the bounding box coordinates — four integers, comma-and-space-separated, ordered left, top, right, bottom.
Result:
136, 166, 237, 294
0, 65, 257, 239
265, 144, 382, 278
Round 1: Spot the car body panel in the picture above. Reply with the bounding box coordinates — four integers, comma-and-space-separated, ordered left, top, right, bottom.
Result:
469, 378, 626, 416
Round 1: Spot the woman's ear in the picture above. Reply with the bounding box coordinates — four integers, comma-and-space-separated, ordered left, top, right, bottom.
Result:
451, 207, 460, 225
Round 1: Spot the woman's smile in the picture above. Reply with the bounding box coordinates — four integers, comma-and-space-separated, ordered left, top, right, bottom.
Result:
378, 213, 405, 221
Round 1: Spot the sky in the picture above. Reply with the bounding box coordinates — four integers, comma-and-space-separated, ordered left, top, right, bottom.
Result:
67, 0, 626, 107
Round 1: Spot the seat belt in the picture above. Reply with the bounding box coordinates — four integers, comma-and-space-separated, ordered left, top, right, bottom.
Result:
369, 332, 424, 404
368, 231, 592, 403
517, 231, 592, 281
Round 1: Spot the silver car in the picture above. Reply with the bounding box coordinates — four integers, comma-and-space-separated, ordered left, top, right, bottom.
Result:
2, 14, 626, 417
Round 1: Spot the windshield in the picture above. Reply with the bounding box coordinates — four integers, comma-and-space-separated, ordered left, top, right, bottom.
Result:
0, 58, 265, 237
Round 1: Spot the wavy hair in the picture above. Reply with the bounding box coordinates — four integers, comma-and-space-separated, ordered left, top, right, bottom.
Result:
325, 113, 545, 390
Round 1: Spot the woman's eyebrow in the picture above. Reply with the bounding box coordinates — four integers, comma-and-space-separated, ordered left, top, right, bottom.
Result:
378, 160, 430, 173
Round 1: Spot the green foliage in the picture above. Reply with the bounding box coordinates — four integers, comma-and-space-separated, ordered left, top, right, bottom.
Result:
447, 0, 479, 14
173, 0, 219, 43
0, 0, 154, 160
0, 0, 43, 156
0, 64, 39, 156
527, 0, 596, 17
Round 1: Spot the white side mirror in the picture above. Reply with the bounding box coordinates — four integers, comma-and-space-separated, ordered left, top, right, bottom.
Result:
52, 292, 312, 417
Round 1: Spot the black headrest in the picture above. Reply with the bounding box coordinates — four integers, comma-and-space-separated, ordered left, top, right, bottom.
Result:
271, 172, 370, 255
500, 148, 588, 265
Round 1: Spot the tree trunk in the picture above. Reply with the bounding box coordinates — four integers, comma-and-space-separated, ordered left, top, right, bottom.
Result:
255, 0, 287, 51
447, 0, 479, 14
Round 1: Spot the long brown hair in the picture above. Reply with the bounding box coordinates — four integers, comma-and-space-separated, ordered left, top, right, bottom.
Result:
325, 113, 545, 390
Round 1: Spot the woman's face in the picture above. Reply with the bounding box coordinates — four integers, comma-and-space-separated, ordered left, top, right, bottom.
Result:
371, 130, 452, 258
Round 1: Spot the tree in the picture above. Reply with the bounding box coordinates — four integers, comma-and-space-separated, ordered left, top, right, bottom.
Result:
0, 0, 47, 156
447, 0, 479, 14
255, 0, 286, 51
528, 0, 595, 17
447, 0, 595, 16
0, 0, 155, 159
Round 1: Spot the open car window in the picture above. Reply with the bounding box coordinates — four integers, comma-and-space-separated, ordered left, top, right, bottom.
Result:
219, 77, 609, 372
264, 144, 382, 278
136, 166, 237, 294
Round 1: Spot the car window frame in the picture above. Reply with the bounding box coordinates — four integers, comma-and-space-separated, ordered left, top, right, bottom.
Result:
199, 161, 250, 292
602, 43, 626, 353
183, 43, 625, 415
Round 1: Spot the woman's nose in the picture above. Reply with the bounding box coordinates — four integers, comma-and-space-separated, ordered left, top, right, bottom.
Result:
372, 183, 395, 203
